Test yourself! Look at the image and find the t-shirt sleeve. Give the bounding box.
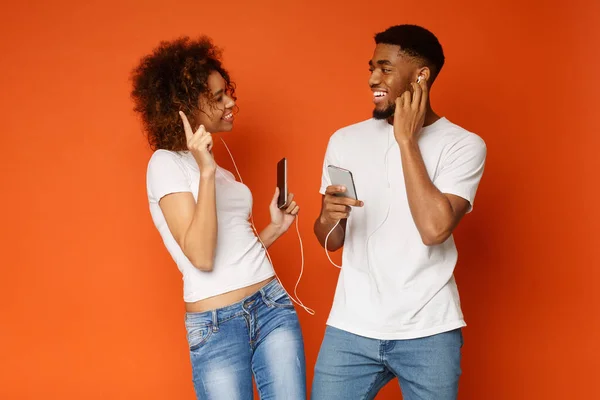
[433,134,487,213]
[319,136,341,195]
[146,151,192,203]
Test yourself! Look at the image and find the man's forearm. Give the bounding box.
[314,217,346,251]
[398,139,455,245]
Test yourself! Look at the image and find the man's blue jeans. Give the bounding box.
[312,326,463,400]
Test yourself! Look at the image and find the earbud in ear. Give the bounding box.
[417,76,423,84]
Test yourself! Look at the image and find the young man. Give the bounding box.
[312,25,487,400]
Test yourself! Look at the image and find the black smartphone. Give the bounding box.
[277,158,287,209]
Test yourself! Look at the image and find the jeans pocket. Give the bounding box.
[263,284,294,309]
[185,322,213,351]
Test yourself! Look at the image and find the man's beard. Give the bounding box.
[372,103,395,120]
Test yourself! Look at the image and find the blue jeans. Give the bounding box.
[184,279,306,399]
[312,326,463,400]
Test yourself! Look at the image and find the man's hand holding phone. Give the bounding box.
[319,185,364,225]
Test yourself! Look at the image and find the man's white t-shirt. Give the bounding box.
[147,150,274,303]
[319,117,486,340]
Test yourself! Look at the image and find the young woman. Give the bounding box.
[130,36,306,399]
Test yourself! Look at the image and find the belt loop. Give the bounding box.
[259,286,266,302]
[259,278,273,299]
[212,310,219,332]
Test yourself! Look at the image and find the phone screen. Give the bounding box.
[277,158,287,208]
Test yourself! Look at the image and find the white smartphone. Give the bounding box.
[277,158,287,209]
[327,165,358,200]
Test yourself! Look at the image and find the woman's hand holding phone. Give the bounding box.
[269,188,299,235]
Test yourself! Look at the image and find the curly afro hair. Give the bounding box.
[130,36,236,151]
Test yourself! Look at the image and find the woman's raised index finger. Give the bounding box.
[178,111,193,140]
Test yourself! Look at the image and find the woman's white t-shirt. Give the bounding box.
[146,150,274,302]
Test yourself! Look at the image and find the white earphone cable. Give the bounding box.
[219,137,314,315]
[324,220,342,268]
[323,131,394,289]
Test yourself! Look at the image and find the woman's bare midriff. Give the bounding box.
[185,276,276,313]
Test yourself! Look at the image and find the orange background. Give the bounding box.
[1,0,599,399]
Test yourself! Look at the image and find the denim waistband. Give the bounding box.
[184,278,282,326]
